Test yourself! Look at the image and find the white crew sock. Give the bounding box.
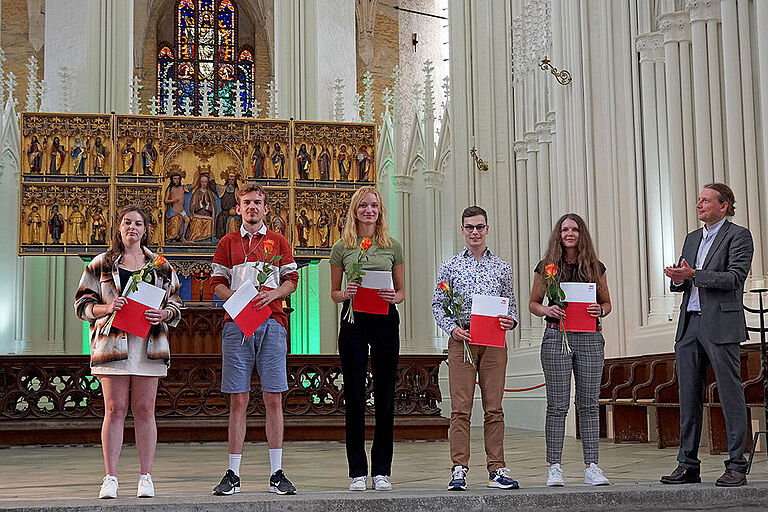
[228,453,242,476]
[269,449,282,475]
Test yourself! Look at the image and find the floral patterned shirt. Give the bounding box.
[432,246,519,336]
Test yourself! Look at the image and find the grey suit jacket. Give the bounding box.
[671,219,753,344]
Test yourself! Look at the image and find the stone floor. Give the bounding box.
[0,428,766,502]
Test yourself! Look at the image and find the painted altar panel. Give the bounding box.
[18,113,376,260]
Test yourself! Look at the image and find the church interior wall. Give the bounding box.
[1,0,45,110]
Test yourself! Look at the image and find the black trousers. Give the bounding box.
[338,301,400,478]
[676,315,748,473]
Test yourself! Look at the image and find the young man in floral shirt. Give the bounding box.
[432,206,519,491]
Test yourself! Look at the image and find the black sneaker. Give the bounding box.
[212,469,240,495]
[269,469,297,495]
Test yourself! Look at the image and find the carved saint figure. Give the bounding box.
[356,144,371,181]
[122,141,136,174]
[90,206,107,244]
[186,172,217,242]
[318,145,331,181]
[216,173,240,238]
[336,211,346,238]
[336,144,350,181]
[68,205,87,244]
[296,143,312,180]
[271,142,286,179]
[163,172,190,241]
[296,209,312,247]
[48,204,65,244]
[26,205,42,243]
[141,137,158,175]
[270,207,286,236]
[27,136,42,173]
[317,210,331,247]
[48,136,65,174]
[92,137,108,175]
[71,137,88,175]
[251,142,265,179]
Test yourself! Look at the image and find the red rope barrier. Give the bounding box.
[475,382,546,392]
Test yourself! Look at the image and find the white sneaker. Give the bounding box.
[373,475,392,491]
[349,476,367,491]
[137,473,155,498]
[547,464,565,486]
[99,475,118,499]
[584,463,610,486]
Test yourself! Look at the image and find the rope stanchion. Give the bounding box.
[475,382,546,392]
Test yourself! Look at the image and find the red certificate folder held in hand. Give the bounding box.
[223,279,272,338]
[560,282,597,333]
[469,294,509,348]
[353,270,393,315]
[112,280,165,339]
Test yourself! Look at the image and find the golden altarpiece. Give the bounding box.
[18,112,376,347]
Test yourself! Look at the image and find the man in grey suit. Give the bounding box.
[661,183,754,487]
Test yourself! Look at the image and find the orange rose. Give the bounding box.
[544,263,558,277]
[263,239,276,253]
[154,255,167,267]
[438,281,450,292]
[360,237,372,251]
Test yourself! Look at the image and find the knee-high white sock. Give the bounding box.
[229,453,242,476]
[269,449,282,475]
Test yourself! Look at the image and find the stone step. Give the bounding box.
[2,483,768,512]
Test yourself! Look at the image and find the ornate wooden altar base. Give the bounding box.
[0,355,448,446]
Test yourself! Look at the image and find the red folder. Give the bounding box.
[468,294,509,348]
[112,298,154,339]
[561,302,596,332]
[223,280,272,338]
[112,280,166,339]
[353,287,390,314]
[233,300,273,338]
[352,270,392,315]
[560,282,597,333]
[469,315,506,347]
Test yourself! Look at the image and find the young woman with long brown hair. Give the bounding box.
[74,205,182,499]
[529,213,612,487]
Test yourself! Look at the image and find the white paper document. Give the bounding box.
[560,282,597,303]
[223,279,258,317]
[125,279,165,309]
[470,294,509,317]
[359,270,393,290]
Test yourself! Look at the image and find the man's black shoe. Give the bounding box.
[715,469,746,487]
[213,469,241,495]
[660,465,701,484]
[269,469,297,495]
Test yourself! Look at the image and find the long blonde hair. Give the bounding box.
[341,186,392,248]
[542,213,603,283]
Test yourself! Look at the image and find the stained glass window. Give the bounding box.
[157,46,175,108]
[157,0,255,116]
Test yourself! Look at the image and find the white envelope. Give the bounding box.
[359,270,393,290]
[560,282,597,303]
[125,278,165,309]
[471,294,509,317]
[223,279,258,317]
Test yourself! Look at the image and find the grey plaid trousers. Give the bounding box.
[540,327,605,464]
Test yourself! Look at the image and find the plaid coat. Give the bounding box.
[74,248,183,366]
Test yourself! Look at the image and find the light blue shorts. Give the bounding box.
[221,318,288,394]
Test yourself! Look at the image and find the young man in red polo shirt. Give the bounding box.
[210,183,299,495]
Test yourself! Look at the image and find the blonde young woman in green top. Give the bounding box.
[330,186,405,492]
